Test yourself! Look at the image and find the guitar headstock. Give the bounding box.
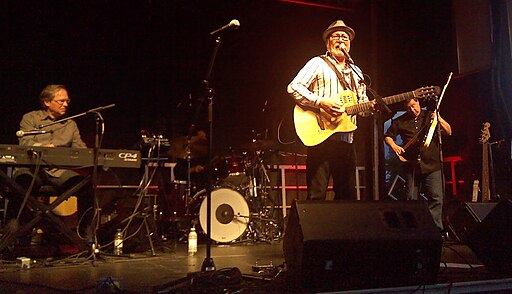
[413,86,441,100]
[479,122,491,144]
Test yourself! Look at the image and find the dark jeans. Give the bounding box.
[404,167,444,230]
[306,139,356,200]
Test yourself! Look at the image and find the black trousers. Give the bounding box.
[306,139,356,200]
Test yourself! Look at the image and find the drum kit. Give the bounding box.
[165,135,282,244]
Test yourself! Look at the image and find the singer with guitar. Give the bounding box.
[287,20,375,200]
[384,97,451,232]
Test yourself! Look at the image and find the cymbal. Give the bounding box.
[240,139,278,151]
[168,135,208,159]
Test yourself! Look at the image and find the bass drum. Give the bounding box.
[198,187,250,243]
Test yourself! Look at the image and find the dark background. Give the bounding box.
[1,0,511,200]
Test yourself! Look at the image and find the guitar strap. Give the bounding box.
[319,55,357,95]
[315,55,359,131]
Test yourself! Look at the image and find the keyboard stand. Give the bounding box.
[0,169,90,253]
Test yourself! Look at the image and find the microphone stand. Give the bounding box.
[89,110,105,260]
[431,73,452,233]
[37,104,115,129]
[338,47,390,114]
[344,60,391,115]
[200,35,223,272]
[342,53,391,200]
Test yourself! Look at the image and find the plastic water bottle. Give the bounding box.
[114,228,123,255]
[188,226,197,256]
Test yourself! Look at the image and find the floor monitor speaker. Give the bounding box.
[446,202,497,243]
[283,200,442,291]
[466,199,512,274]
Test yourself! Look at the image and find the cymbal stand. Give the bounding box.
[246,151,281,243]
[185,143,192,216]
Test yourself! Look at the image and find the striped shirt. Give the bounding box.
[287,53,368,143]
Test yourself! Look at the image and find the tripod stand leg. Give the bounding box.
[142,213,156,256]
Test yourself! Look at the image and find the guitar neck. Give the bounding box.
[346,91,416,115]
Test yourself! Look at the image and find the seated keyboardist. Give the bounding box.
[9,84,93,243]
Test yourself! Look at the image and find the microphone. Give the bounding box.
[339,45,354,64]
[490,139,505,145]
[16,130,53,137]
[209,19,240,36]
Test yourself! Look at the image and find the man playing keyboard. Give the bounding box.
[11,84,93,244]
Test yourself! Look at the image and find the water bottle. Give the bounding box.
[114,228,123,255]
[188,226,197,256]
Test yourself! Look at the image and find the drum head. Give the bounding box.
[199,187,249,243]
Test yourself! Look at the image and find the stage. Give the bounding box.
[1,238,512,293]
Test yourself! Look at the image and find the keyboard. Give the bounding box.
[0,144,141,168]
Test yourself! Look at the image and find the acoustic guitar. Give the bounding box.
[293,86,440,146]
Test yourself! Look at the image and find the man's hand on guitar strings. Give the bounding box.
[391,143,405,157]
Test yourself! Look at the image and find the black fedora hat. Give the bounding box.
[322,20,355,42]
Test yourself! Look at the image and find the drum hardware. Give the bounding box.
[161,138,283,245]
[246,215,282,243]
[243,146,283,243]
[168,132,208,215]
[167,135,208,160]
[186,147,283,244]
[239,139,279,153]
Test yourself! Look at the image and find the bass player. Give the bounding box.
[384,97,452,232]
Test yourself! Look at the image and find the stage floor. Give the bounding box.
[1,237,512,293]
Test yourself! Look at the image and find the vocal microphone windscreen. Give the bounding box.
[230,19,240,28]
[16,130,52,137]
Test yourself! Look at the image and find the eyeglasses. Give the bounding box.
[52,99,71,105]
[330,33,350,41]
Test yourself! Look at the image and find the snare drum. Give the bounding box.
[197,187,250,243]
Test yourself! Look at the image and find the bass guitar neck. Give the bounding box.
[479,122,491,202]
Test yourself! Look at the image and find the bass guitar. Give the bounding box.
[293,86,440,146]
[396,122,429,162]
[479,122,491,202]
